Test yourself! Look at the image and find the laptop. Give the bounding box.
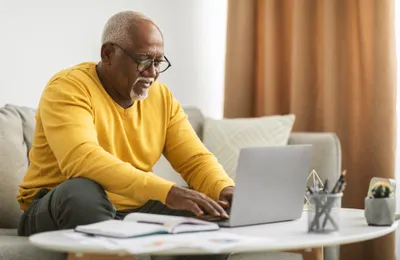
[212,145,313,227]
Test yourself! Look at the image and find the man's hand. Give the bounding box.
[165,186,229,218]
[218,186,235,209]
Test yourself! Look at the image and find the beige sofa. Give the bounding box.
[0,104,341,260]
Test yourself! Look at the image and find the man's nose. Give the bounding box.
[142,62,157,78]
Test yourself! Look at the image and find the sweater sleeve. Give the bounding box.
[40,77,174,203]
[163,92,235,201]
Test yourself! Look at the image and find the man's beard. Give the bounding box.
[130,76,155,101]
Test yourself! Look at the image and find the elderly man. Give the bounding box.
[17,10,234,252]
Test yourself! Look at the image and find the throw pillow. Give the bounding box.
[202,114,296,180]
[0,105,36,228]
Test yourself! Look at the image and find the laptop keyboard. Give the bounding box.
[196,215,227,222]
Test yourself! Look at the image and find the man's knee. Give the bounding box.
[51,178,116,228]
[55,177,105,195]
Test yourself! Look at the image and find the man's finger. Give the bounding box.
[217,200,230,209]
[206,197,229,218]
[187,201,204,216]
[196,198,220,217]
[203,197,229,218]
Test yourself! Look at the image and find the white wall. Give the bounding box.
[0,0,227,119]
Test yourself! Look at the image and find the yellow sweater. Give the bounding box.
[17,62,234,211]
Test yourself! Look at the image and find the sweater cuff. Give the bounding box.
[211,179,235,201]
[146,174,175,203]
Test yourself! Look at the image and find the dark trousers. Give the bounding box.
[18,178,228,260]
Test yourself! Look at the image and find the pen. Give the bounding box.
[337,179,347,194]
[331,170,346,194]
[314,179,319,193]
[323,179,328,193]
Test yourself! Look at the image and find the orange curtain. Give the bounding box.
[224,0,397,260]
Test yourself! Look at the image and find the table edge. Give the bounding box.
[29,221,398,256]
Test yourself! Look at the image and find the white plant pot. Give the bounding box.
[364,197,395,226]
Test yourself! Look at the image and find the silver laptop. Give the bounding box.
[218,145,313,227]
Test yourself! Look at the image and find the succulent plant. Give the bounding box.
[371,182,393,199]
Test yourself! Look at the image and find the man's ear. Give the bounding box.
[100,43,115,66]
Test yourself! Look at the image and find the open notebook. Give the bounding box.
[74,213,220,238]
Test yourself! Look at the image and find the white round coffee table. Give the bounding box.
[29,208,397,256]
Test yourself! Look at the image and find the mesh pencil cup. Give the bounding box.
[307,193,343,233]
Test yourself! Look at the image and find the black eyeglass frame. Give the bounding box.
[111,43,171,73]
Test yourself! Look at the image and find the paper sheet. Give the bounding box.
[64,231,273,254]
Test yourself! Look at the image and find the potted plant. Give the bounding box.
[365,180,396,226]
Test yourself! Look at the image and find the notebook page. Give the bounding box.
[75,219,167,238]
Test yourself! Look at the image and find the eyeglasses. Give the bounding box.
[111,43,171,73]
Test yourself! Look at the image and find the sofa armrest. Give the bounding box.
[288,132,342,194]
[289,132,341,260]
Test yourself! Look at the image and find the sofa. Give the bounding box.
[0,104,341,260]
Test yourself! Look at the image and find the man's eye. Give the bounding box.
[140,59,152,65]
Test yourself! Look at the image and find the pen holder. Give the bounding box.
[307,193,342,233]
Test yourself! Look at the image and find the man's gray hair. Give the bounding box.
[101,11,158,46]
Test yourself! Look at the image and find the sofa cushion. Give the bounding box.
[0,228,17,236]
[152,107,205,186]
[0,104,36,229]
[184,106,205,138]
[0,236,66,260]
[202,114,295,180]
